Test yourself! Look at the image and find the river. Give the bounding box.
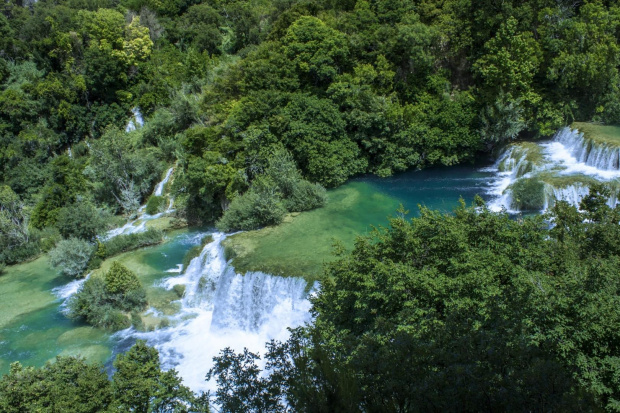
[1,125,619,392]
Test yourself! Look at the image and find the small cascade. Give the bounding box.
[154,168,173,197]
[52,275,89,301]
[52,274,90,310]
[125,108,144,132]
[486,126,620,212]
[122,233,313,392]
[102,168,175,240]
[486,143,543,212]
[555,127,620,171]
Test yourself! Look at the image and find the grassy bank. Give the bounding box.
[222,181,401,282]
[572,122,620,146]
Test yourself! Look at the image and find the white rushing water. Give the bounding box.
[125,108,144,132]
[102,167,175,240]
[116,233,314,392]
[486,127,620,212]
[154,168,174,197]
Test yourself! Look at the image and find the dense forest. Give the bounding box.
[2,0,620,410]
[2,0,620,267]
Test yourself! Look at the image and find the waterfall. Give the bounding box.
[486,127,620,212]
[102,168,174,240]
[485,144,542,212]
[120,233,314,392]
[154,168,173,197]
[125,108,144,132]
[555,127,620,171]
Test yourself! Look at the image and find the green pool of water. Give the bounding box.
[0,165,495,374]
[0,229,208,374]
[224,165,495,280]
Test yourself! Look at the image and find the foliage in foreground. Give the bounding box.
[209,192,620,412]
[0,341,208,412]
[68,262,147,330]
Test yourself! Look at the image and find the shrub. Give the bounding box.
[145,195,165,215]
[285,180,327,212]
[56,202,108,240]
[105,262,142,294]
[102,229,164,258]
[68,264,147,331]
[216,178,287,232]
[38,227,62,252]
[49,238,94,278]
[67,277,131,330]
[216,148,327,231]
[510,178,546,211]
[172,284,186,298]
[0,240,41,265]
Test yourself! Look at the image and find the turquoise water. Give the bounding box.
[0,229,208,374]
[360,165,495,215]
[0,165,496,375]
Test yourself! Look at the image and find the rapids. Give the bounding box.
[3,123,618,396]
[487,126,620,212]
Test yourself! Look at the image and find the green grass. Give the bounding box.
[572,122,620,146]
[537,172,601,189]
[223,182,401,282]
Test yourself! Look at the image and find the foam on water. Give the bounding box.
[485,127,620,212]
[102,168,174,240]
[117,233,313,392]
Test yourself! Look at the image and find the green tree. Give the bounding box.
[282,16,349,88]
[104,261,142,294]
[112,340,201,412]
[0,357,112,413]
[48,237,93,278]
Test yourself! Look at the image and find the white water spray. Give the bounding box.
[120,233,314,392]
[125,108,144,132]
[486,127,620,212]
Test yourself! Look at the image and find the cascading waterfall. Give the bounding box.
[555,127,620,171]
[102,167,175,240]
[486,127,620,212]
[118,233,313,392]
[125,108,144,132]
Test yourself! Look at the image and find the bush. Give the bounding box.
[172,284,186,298]
[48,238,94,278]
[510,178,546,211]
[68,264,147,331]
[216,148,327,231]
[216,178,287,232]
[56,202,108,240]
[105,262,142,295]
[37,227,62,252]
[0,240,41,265]
[145,195,165,215]
[102,229,164,258]
[285,180,327,212]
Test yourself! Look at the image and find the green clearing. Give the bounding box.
[572,122,620,146]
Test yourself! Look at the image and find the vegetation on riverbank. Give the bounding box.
[573,122,620,146]
[210,192,620,411]
[68,262,148,330]
[0,341,208,412]
[2,0,620,269]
